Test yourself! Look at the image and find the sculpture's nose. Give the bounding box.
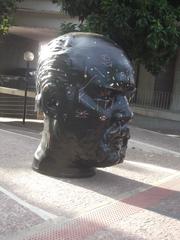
[112,110,133,124]
[110,95,133,125]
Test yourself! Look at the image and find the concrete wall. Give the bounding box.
[136,65,155,105]
[14,0,77,30]
[170,50,180,112]
[14,11,72,30]
[0,0,76,79]
[0,35,39,73]
[16,0,61,13]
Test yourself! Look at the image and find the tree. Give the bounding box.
[55,0,180,74]
[0,0,22,35]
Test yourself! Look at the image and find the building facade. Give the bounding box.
[134,50,180,121]
[0,0,77,74]
[0,0,179,121]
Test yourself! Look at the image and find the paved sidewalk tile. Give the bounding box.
[4,175,179,240]
[0,192,43,237]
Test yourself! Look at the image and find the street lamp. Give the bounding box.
[23,51,34,124]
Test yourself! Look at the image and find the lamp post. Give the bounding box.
[23,51,34,124]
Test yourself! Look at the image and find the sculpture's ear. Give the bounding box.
[40,83,61,119]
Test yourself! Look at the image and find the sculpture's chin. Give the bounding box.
[32,117,129,176]
[95,123,129,167]
[94,140,125,167]
[95,150,124,167]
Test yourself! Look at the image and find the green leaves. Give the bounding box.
[59,0,179,74]
[0,16,10,34]
[60,22,79,34]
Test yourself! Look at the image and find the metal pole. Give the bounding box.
[22,62,29,124]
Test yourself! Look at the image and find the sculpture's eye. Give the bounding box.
[105,82,136,103]
[84,87,115,113]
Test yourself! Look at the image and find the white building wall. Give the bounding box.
[16,0,62,13]
[14,0,77,31]
[136,65,155,105]
[170,50,180,112]
[0,0,77,74]
[14,11,71,29]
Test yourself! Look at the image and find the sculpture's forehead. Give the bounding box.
[39,33,135,89]
[69,45,133,72]
[48,33,130,64]
[50,33,133,71]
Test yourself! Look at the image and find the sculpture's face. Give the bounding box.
[36,33,135,167]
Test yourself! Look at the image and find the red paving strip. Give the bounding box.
[123,187,174,208]
[25,202,140,240]
[24,176,180,240]
[122,176,180,209]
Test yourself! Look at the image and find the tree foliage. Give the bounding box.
[0,0,22,35]
[56,0,180,74]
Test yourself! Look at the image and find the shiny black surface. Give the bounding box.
[33,32,135,178]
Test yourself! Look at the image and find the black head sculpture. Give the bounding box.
[33,32,135,178]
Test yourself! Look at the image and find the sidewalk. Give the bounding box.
[0,117,180,239]
[131,113,180,135]
[0,117,43,132]
[0,113,180,135]
[6,175,180,240]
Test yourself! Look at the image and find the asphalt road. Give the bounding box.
[0,120,180,240]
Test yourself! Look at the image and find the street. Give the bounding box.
[0,120,180,240]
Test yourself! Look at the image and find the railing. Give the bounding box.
[0,94,36,119]
[130,90,179,110]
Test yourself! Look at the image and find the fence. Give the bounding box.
[130,90,179,111]
[0,93,36,119]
